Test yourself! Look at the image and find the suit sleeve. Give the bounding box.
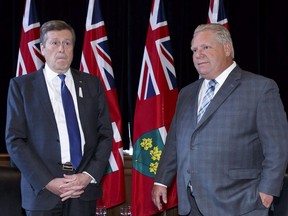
[81,77,113,184]
[5,78,55,194]
[257,79,288,196]
[154,95,180,187]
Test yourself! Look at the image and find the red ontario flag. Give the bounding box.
[16,0,44,76]
[132,0,178,215]
[80,0,125,208]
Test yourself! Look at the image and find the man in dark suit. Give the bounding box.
[6,20,113,216]
[152,23,288,215]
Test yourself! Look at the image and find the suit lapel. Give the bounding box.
[71,69,85,113]
[71,69,87,142]
[32,70,56,126]
[197,67,241,126]
[181,79,203,132]
[191,80,203,127]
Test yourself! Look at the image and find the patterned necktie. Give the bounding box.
[58,74,82,169]
[197,79,217,122]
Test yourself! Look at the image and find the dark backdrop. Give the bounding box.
[1,0,287,152]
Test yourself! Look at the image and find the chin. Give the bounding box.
[198,72,207,78]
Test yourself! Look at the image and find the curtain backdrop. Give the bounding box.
[1,0,288,152]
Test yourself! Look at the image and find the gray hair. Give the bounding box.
[194,23,234,58]
[40,20,76,46]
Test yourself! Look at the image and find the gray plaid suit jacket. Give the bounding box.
[155,65,288,215]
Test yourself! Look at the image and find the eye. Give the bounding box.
[50,41,59,46]
[63,41,72,47]
[204,45,210,50]
[191,48,197,53]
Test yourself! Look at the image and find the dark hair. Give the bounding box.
[40,20,76,46]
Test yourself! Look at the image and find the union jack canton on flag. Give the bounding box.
[207,0,229,29]
[16,0,44,76]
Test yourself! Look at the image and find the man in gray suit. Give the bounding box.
[6,20,113,216]
[152,23,288,215]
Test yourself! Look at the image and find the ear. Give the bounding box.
[224,43,232,57]
[40,43,45,56]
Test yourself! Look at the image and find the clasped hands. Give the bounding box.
[46,173,92,201]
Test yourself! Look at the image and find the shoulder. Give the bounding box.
[233,66,278,88]
[70,68,105,93]
[9,69,43,86]
[70,68,102,84]
[71,68,100,80]
[179,78,202,96]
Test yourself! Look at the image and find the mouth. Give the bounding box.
[197,61,208,66]
[56,57,68,63]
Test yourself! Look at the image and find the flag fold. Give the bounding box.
[132,0,178,215]
[80,0,125,208]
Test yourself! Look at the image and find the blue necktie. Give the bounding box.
[58,74,82,169]
[197,79,217,122]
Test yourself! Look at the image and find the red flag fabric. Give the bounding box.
[207,0,229,29]
[132,0,178,215]
[80,0,125,208]
[16,0,44,76]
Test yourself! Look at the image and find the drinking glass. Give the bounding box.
[120,206,132,216]
[95,206,107,216]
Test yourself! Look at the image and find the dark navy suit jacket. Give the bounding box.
[6,67,113,210]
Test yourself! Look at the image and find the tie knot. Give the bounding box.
[58,74,66,82]
[208,79,217,88]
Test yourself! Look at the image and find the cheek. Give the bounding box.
[192,55,198,65]
[67,51,74,59]
[42,49,54,57]
[208,53,221,63]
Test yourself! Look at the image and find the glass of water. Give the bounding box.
[95,206,107,216]
[120,206,132,216]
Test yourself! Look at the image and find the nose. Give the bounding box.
[194,49,204,59]
[57,43,65,52]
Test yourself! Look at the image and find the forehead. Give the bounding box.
[191,30,217,46]
[46,29,73,40]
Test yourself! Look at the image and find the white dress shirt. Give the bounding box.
[43,64,85,164]
[197,61,237,113]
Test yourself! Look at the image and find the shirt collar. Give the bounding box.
[44,64,72,81]
[214,61,236,86]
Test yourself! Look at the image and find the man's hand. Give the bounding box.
[45,173,92,201]
[45,177,70,196]
[152,185,167,211]
[59,173,92,201]
[259,192,273,208]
